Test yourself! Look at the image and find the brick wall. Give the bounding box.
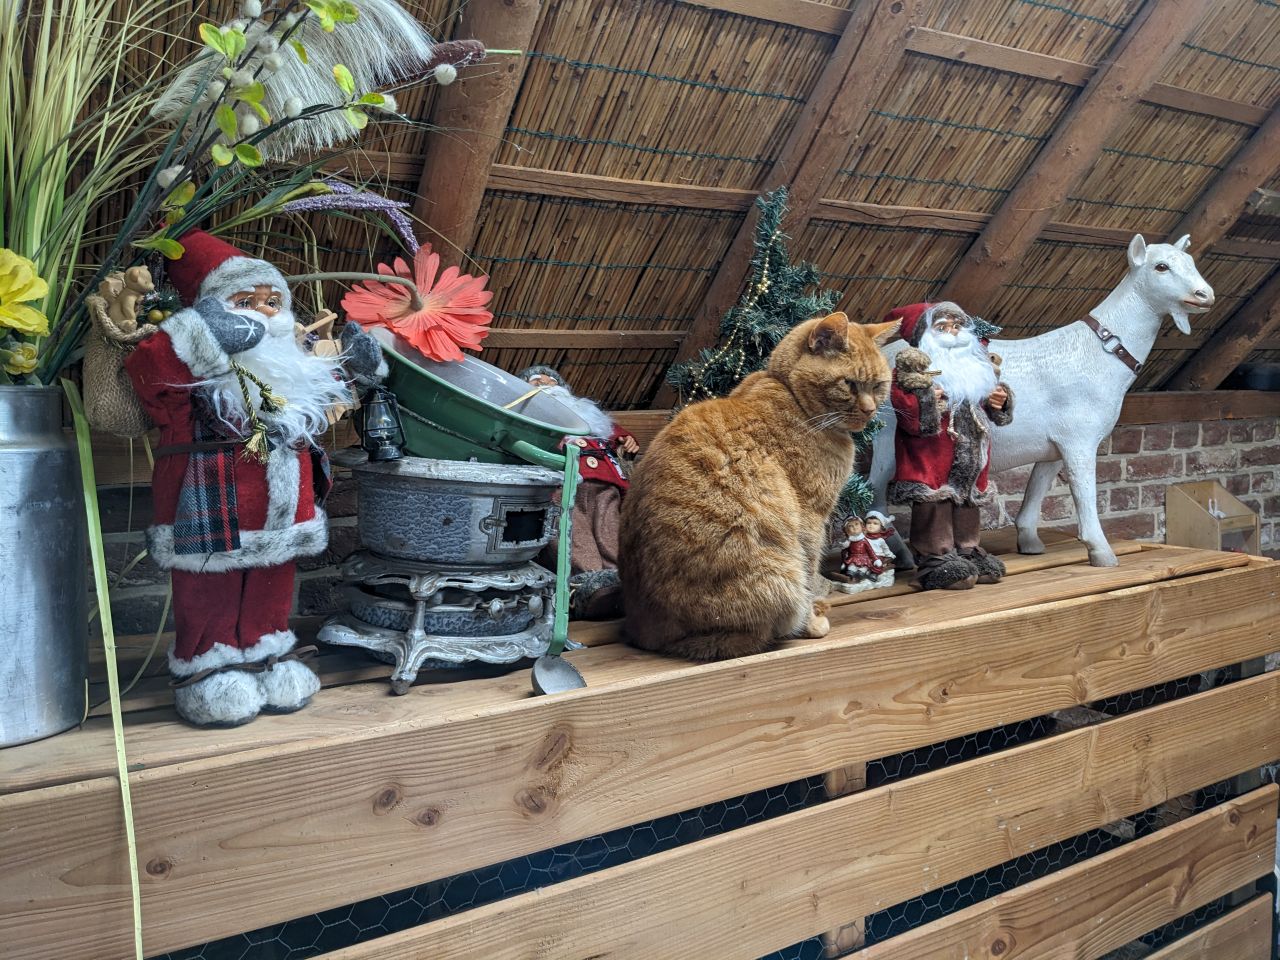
[976,416,1280,549]
[97,416,1280,635]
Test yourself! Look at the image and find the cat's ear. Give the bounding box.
[807,312,849,355]
[862,318,901,346]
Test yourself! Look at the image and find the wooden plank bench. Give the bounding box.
[2,534,1277,959]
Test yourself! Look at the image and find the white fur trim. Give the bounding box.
[173,671,265,726]
[265,444,302,529]
[164,307,232,381]
[149,512,328,572]
[200,258,292,310]
[170,628,299,676]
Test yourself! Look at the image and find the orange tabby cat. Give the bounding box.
[619,312,899,661]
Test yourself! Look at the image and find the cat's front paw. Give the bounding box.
[803,613,831,639]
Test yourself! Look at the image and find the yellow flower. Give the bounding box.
[0,249,51,336]
[2,343,37,376]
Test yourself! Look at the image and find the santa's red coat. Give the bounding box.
[562,425,634,489]
[890,376,993,502]
[125,311,328,573]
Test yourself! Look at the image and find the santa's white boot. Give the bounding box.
[173,671,266,728]
[254,631,321,713]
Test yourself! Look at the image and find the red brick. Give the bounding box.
[1109,485,1140,511]
[1226,474,1251,497]
[1200,422,1229,447]
[1110,426,1143,454]
[1142,424,1173,451]
[1185,449,1239,475]
[1241,444,1280,468]
[1126,454,1181,481]
[1230,421,1252,443]
[1171,422,1200,449]
[1251,419,1277,442]
[324,473,359,518]
[1141,484,1167,509]
[1103,512,1156,541]
[1095,458,1123,483]
[997,465,1032,495]
[1251,473,1275,493]
[1041,494,1075,522]
[1265,495,1280,516]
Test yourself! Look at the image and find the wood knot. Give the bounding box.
[890,1,904,12]
[413,806,442,827]
[1228,808,1242,826]
[533,728,572,771]
[373,785,403,816]
[990,937,1007,955]
[145,857,173,878]
[516,786,551,816]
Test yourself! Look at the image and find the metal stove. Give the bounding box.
[319,455,565,693]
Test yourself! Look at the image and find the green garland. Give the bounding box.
[667,187,879,518]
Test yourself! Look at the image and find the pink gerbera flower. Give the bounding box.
[341,243,493,362]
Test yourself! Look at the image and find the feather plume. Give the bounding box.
[152,0,435,160]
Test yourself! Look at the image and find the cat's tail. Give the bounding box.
[626,626,776,662]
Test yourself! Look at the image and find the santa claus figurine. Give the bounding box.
[519,366,638,620]
[125,230,386,727]
[886,302,1013,591]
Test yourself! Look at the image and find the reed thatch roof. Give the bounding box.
[168,0,1280,406]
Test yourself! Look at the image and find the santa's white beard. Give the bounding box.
[918,326,997,407]
[199,309,350,446]
[541,383,614,438]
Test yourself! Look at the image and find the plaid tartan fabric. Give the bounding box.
[172,414,241,556]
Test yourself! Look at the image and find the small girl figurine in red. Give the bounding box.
[840,516,885,580]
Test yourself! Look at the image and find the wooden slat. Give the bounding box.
[654,0,916,406]
[1118,389,1280,423]
[1164,267,1280,391]
[905,28,1267,126]
[939,0,1219,314]
[487,164,757,211]
[484,328,687,350]
[2,558,1275,959]
[1143,895,1275,960]
[410,0,542,261]
[1169,108,1280,252]
[674,0,851,35]
[321,681,1280,960]
[857,786,1278,960]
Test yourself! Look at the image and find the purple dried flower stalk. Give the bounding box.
[283,181,420,252]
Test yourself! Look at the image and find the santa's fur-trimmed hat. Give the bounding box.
[167,230,291,309]
[881,301,969,347]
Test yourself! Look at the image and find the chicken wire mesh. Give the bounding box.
[153,667,1276,960]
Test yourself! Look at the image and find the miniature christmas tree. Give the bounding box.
[667,186,879,517]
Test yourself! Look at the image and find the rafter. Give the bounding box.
[410,0,542,264]
[937,0,1219,313]
[1164,266,1280,391]
[1167,107,1280,252]
[652,0,919,407]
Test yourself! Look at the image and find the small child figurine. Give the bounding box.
[863,511,897,589]
[835,516,888,595]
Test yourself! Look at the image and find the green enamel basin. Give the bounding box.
[370,328,589,468]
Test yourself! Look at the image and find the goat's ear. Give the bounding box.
[1128,234,1148,268]
[1173,234,1191,252]
[808,312,849,354]
[863,318,901,346]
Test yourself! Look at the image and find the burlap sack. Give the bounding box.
[82,294,158,438]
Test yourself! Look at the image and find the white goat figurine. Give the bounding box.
[871,234,1214,567]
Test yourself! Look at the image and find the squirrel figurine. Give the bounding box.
[99,266,155,334]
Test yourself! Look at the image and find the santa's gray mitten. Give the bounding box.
[340,321,388,386]
[194,297,265,355]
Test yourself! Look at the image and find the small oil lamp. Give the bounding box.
[356,385,405,461]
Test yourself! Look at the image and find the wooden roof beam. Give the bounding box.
[653,0,919,407]
[938,0,1219,314]
[410,0,543,266]
[1164,266,1280,391]
[1167,107,1280,252]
